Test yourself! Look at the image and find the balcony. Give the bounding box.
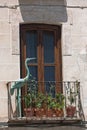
[7,81,83,125]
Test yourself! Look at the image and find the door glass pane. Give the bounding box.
[26,31,37,63]
[27,66,38,94]
[28,66,38,81]
[43,31,54,63]
[44,66,55,81]
[44,66,55,97]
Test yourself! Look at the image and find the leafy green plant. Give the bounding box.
[35,93,46,108]
[24,74,38,108]
[50,98,56,109]
[55,93,65,109]
[24,89,36,108]
[46,94,53,109]
[27,74,38,97]
[24,93,32,108]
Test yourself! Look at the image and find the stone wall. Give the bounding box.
[0,0,87,124]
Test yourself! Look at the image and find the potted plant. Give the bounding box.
[46,94,54,117]
[35,93,46,117]
[24,75,38,117]
[54,93,65,117]
[24,93,34,117]
[66,86,78,117]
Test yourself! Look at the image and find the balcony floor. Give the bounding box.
[8,116,82,126]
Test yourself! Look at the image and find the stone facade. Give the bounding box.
[0,0,87,126]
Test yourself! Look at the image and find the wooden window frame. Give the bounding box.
[20,24,62,95]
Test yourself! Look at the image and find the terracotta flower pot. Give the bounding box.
[24,108,34,117]
[66,106,76,117]
[55,109,64,117]
[46,109,53,117]
[35,108,46,117]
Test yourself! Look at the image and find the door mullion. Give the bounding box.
[41,31,45,93]
[37,30,44,92]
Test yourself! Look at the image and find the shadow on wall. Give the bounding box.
[18,0,67,24]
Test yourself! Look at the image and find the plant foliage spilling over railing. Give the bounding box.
[7,80,83,122]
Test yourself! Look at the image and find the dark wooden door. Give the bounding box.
[20,24,62,97]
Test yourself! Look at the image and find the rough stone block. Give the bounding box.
[63,35,72,56]
[66,9,73,25]
[71,36,87,51]
[0,48,11,64]
[62,25,72,56]
[9,8,23,23]
[11,55,20,64]
[0,98,8,117]
[67,0,87,6]
[0,8,9,22]
[11,24,20,55]
[71,23,87,35]
[8,0,19,6]
[72,9,87,24]
[0,22,10,34]
[0,34,10,48]
[0,82,8,98]
[0,0,8,6]
[0,47,20,65]
[0,64,20,81]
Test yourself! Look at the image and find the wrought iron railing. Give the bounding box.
[7,81,83,123]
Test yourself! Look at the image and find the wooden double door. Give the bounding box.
[20,24,62,96]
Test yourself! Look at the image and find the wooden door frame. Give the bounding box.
[20,24,62,112]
